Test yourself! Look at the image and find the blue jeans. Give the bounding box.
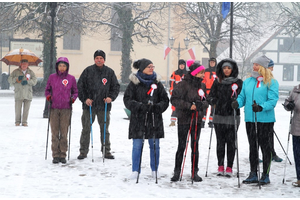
[132,138,160,172]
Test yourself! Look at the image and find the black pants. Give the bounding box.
[214,123,236,168]
[246,122,273,174]
[174,122,201,172]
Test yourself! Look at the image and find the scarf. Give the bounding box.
[251,71,260,79]
[136,71,157,87]
[221,77,239,85]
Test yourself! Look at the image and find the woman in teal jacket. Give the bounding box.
[232,55,279,185]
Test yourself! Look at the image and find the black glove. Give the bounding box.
[231,100,239,109]
[195,101,202,111]
[139,103,149,113]
[284,101,295,111]
[202,101,209,110]
[21,80,28,85]
[252,102,263,112]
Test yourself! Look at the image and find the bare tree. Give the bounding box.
[172,2,271,59]
[82,2,168,83]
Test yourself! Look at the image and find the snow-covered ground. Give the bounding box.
[0,89,298,198]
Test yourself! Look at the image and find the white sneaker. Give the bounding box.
[129,171,139,180]
[152,171,160,179]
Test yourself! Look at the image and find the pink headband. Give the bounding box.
[191,65,205,76]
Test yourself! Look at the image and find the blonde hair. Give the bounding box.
[258,65,274,87]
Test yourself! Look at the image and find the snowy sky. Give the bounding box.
[0,89,298,199]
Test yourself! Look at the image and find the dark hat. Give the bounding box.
[222,62,233,69]
[94,50,106,60]
[187,59,205,76]
[268,59,274,67]
[178,59,186,66]
[21,59,28,63]
[133,58,153,72]
[253,55,270,68]
[209,57,216,62]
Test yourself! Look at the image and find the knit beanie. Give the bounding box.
[178,59,186,66]
[133,58,153,72]
[253,55,270,68]
[209,57,216,62]
[222,62,233,69]
[94,50,106,60]
[186,59,205,76]
[268,59,274,67]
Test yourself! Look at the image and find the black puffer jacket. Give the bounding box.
[171,73,207,125]
[207,58,243,124]
[123,73,169,139]
[77,64,120,111]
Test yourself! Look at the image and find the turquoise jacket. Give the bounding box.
[236,76,279,123]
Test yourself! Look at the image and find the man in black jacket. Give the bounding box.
[77,50,120,160]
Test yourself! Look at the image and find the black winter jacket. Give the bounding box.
[171,73,207,125]
[207,58,243,125]
[77,64,120,111]
[123,73,169,139]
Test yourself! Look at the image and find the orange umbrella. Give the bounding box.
[0,48,42,66]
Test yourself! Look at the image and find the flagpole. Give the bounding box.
[229,2,233,59]
[167,3,171,89]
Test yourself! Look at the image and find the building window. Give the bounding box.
[279,38,300,53]
[63,29,80,50]
[1,31,13,47]
[283,64,294,81]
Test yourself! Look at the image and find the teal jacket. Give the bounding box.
[236,76,279,123]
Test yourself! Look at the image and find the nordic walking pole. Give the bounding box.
[151,106,158,184]
[180,112,194,181]
[89,105,94,162]
[45,101,52,160]
[136,111,147,184]
[68,101,73,160]
[192,111,199,184]
[234,108,240,188]
[102,101,107,163]
[283,110,293,184]
[274,131,292,165]
[254,100,261,189]
[205,105,215,177]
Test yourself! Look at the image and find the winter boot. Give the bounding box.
[272,155,283,162]
[192,171,203,182]
[77,154,87,160]
[259,173,270,185]
[105,152,115,159]
[170,170,181,182]
[129,171,139,180]
[169,121,176,127]
[225,167,232,177]
[208,122,214,128]
[242,172,258,184]
[201,121,205,128]
[292,180,300,187]
[52,157,60,164]
[217,166,224,176]
[60,158,67,164]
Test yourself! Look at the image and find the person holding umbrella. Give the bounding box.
[8,59,37,126]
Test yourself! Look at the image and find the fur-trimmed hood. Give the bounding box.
[129,72,162,85]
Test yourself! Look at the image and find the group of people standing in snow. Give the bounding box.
[7,49,299,187]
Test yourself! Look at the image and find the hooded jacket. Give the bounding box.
[202,59,217,95]
[45,61,78,109]
[169,60,187,95]
[171,73,207,125]
[207,58,243,125]
[283,85,300,136]
[123,73,169,139]
[8,67,37,100]
[77,64,120,111]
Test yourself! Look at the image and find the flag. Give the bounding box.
[188,47,196,60]
[164,45,171,60]
[221,2,230,19]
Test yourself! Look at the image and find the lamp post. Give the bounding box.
[169,37,190,60]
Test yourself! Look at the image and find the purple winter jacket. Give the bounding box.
[45,65,78,109]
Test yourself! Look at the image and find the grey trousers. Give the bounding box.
[79,109,111,156]
[50,109,71,158]
[15,99,31,125]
